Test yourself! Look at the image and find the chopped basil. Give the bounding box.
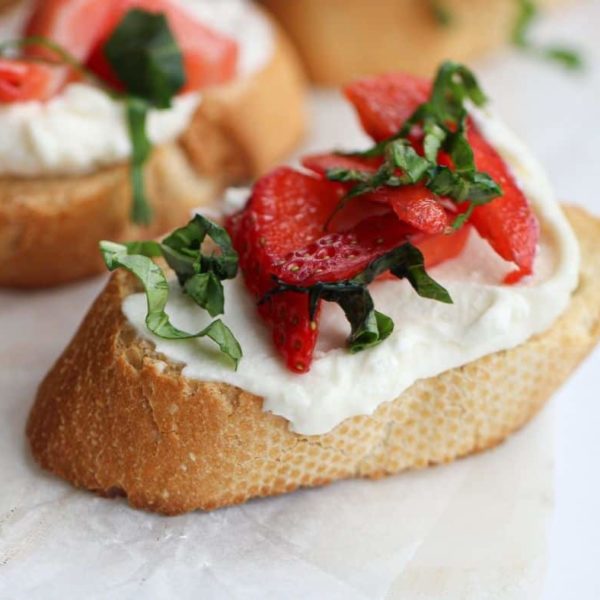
[100,215,242,370]
[428,0,453,26]
[332,62,501,228]
[103,9,186,224]
[104,9,186,109]
[126,97,153,225]
[513,0,583,70]
[262,243,452,355]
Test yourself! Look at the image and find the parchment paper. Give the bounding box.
[1,1,599,597]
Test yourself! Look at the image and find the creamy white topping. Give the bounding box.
[0,0,273,176]
[122,109,580,436]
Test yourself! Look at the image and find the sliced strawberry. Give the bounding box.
[467,127,539,282]
[227,167,344,373]
[87,0,238,94]
[0,59,64,103]
[344,72,539,281]
[303,153,451,234]
[17,0,116,98]
[344,73,430,142]
[365,184,451,235]
[413,226,471,269]
[25,0,116,62]
[275,215,412,287]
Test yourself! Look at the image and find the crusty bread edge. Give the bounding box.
[27,205,600,515]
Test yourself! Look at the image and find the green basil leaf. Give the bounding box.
[428,0,453,26]
[326,168,372,183]
[543,46,583,70]
[263,241,452,356]
[423,120,447,162]
[349,310,394,353]
[163,214,239,281]
[99,240,242,369]
[126,97,153,225]
[104,9,185,109]
[513,0,537,47]
[513,0,583,70]
[389,244,453,304]
[427,166,501,206]
[123,240,164,257]
[443,118,475,172]
[387,140,430,183]
[184,272,225,317]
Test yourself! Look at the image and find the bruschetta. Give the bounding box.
[27,63,599,514]
[0,0,306,287]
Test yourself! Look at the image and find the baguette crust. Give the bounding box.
[0,21,306,288]
[260,0,564,85]
[27,206,600,515]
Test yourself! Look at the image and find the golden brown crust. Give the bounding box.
[27,206,600,515]
[260,0,565,85]
[0,20,306,288]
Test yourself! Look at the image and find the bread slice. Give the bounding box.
[260,0,564,85]
[27,205,600,515]
[0,20,306,288]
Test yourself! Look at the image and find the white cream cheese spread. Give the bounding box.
[122,109,580,436]
[0,0,274,176]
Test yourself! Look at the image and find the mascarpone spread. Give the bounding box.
[0,0,274,176]
[122,109,580,436]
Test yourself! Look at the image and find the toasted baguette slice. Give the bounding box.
[0,20,305,288]
[27,206,600,515]
[260,0,564,85]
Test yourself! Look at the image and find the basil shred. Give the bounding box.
[101,215,242,370]
[512,0,583,70]
[329,61,501,230]
[427,0,583,70]
[264,244,453,355]
[104,9,187,224]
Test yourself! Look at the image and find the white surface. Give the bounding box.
[1,1,600,598]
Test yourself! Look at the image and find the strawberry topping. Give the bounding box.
[0,0,238,103]
[274,215,413,287]
[228,167,344,373]
[87,0,238,94]
[0,59,63,102]
[344,73,539,280]
[303,153,451,235]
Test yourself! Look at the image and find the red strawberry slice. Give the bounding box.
[344,73,430,142]
[413,226,471,269]
[303,153,451,235]
[13,0,117,99]
[275,215,412,287]
[87,0,238,94]
[25,0,116,63]
[0,59,64,103]
[468,127,539,282]
[227,167,344,373]
[230,166,473,373]
[344,72,539,282]
[365,184,451,235]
